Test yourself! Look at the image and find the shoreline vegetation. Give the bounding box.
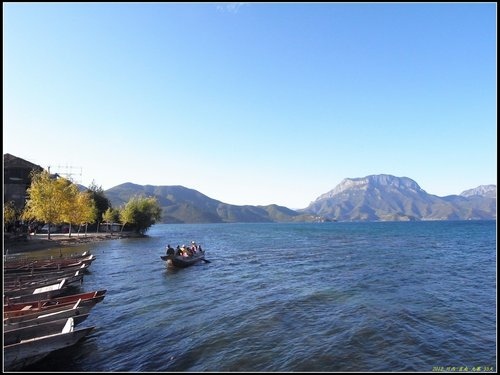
[4,232,134,255]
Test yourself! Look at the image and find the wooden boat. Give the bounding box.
[4,317,95,371]
[4,253,95,266]
[3,279,68,299]
[4,299,95,324]
[3,263,90,279]
[4,255,95,273]
[4,303,93,327]
[4,289,107,312]
[4,264,88,282]
[4,270,84,290]
[4,277,67,294]
[4,314,90,344]
[4,296,103,319]
[5,250,93,264]
[161,250,208,268]
[4,313,90,332]
[66,250,92,259]
[4,255,94,267]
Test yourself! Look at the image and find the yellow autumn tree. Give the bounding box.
[22,171,66,240]
[4,201,18,232]
[59,178,78,237]
[74,191,97,236]
[102,207,120,235]
[22,171,96,239]
[60,181,96,237]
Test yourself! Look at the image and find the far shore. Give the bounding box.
[4,231,135,255]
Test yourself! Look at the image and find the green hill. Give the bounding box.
[104,183,320,223]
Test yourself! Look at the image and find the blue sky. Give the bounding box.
[3,3,497,208]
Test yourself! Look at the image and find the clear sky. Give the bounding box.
[3,2,497,208]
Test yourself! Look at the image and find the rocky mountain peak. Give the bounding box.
[460,185,497,198]
[305,174,496,221]
[314,174,423,202]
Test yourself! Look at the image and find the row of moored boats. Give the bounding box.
[3,251,105,371]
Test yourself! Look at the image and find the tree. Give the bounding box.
[4,201,18,232]
[22,170,96,239]
[102,207,120,235]
[87,181,111,231]
[64,189,97,237]
[22,170,66,239]
[59,178,79,237]
[119,195,162,235]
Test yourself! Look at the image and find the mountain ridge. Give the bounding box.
[104,182,321,223]
[303,175,496,222]
[104,175,496,223]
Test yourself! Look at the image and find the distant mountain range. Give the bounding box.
[104,175,496,223]
[301,175,496,221]
[104,183,320,223]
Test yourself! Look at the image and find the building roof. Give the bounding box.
[3,153,43,170]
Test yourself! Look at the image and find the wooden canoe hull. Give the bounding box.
[4,255,95,274]
[4,312,90,332]
[4,305,92,327]
[4,314,90,344]
[3,263,90,279]
[4,270,84,290]
[4,279,67,298]
[4,302,95,324]
[4,295,103,319]
[4,264,88,282]
[4,324,95,371]
[4,289,107,312]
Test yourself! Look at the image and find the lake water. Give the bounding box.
[17,221,496,372]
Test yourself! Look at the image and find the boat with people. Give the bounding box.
[160,241,210,268]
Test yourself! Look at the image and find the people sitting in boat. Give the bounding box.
[191,241,198,253]
[176,246,182,256]
[179,245,188,257]
[166,245,175,256]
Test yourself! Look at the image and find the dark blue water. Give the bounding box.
[19,221,496,372]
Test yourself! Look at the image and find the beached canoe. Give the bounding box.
[4,312,90,332]
[4,317,95,371]
[3,279,68,300]
[4,314,90,345]
[4,289,107,312]
[4,302,93,327]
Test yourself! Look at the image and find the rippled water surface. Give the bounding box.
[17,221,496,372]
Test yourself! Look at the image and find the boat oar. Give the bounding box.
[201,258,211,263]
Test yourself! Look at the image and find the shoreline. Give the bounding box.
[4,232,134,254]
